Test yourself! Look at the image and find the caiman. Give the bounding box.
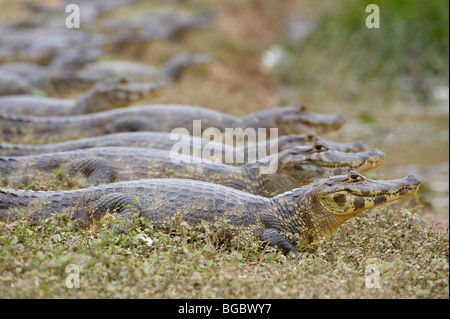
[0,25,105,65]
[0,104,346,142]
[0,77,165,116]
[0,145,384,196]
[0,47,103,96]
[9,0,139,30]
[0,131,366,158]
[75,52,211,85]
[0,172,421,254]
[0,72,30,96]
[103,9,212,50]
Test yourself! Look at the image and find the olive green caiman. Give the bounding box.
[0,145,384,196]
[0,172,421,254]
[0,104,346,142]
[0,131,366,158]
[0,77,165,116]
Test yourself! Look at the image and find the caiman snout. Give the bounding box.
[367,148,385,162]
[314,112,347,133]
[405,174,422,187]
[351,140,366,152]
[332,113,347,129]
[353,148,384,172]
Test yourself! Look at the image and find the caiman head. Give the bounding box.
[162,52,211,81]
[255,143,385,186]
[278,104,346,135]
[277,131,366,153]
[79,77,166,113]
[293,171,422,246]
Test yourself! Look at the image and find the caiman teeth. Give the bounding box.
[383,185,418,197]
[307,159,376,170]
[348,185,417,198]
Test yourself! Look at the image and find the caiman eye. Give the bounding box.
[313,143,328,152]
[348,172,362,181]
[118,77,129,84]
[306,132,317,141]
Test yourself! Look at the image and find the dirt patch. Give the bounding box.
[209,3,283,112]
[216,3,282,47]
[136,2,283,115]
[421,208,449,232]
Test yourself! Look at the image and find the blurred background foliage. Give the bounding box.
[272,0,449,106]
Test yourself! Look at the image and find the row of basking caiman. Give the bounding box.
[0,1,421,256]
[0,98,421,255]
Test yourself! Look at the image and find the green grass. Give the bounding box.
[0,0,447,299]
[0,203,447,298]
[2,174,447,299]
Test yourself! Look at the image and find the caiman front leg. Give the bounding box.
[260,228,299,255]
[68,157,113,186]
[86,193,142,233]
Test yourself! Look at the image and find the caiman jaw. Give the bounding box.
[298,112,347,133]
[108,81,166,103]
[282,104,347,134]
[349,148,385,172]
[317,171,422,217]
[301,148,385,173]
